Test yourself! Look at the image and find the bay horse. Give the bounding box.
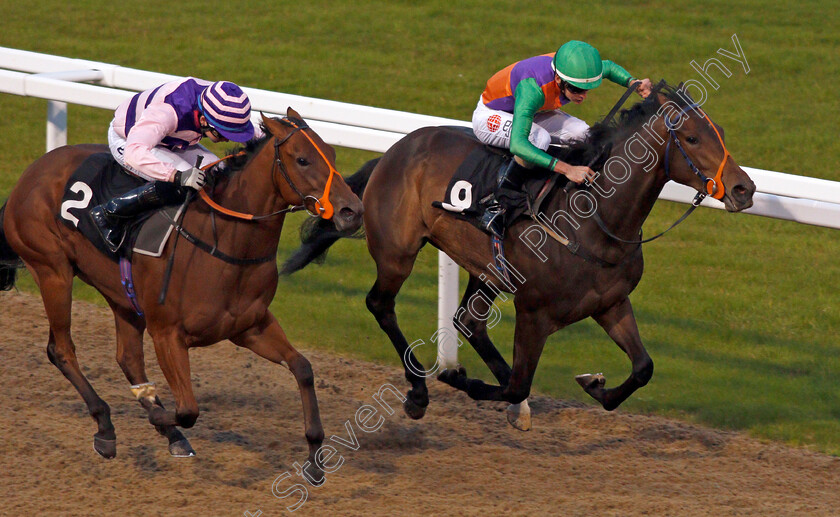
[282,83,755,429]
[0,109,362,479]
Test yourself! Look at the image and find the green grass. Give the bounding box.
[1,1,839,454]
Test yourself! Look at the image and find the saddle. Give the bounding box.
[58,153,185,261]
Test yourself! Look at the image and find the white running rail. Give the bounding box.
[2,47,838,369]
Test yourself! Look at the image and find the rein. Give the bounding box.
[178,117,343,261]
[156,116,341,304]
[197,150,298,221]
[590,194,705,245]
[534,81,729,264]
[528,81,644,267]
[591,98,733,246]
[526,196,640,268]
[198,117,340,221]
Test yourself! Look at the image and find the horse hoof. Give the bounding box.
[403,398,427,420]
[575,373,605,391]
[437,366,466,387]
[93,435,117,459]
[169,438,196,458]
[506,400,531,431]
[304,462,326,486]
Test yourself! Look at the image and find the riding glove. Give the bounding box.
[175,167,206,190]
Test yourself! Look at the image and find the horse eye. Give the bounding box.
[686,136,699,145]
[296,157,309,166]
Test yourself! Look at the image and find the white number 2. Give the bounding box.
[60,181,94,227]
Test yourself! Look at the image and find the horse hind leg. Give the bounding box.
[111,307,194,457]
[366,254,430,420]
[438,309,549,425]
[442,275,530,430]
[35,264,117,458]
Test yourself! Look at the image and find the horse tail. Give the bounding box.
[0,202,23,291]
[280,157,379,275]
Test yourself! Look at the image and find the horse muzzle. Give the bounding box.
[333,198,364,232]
[722,176,756,212]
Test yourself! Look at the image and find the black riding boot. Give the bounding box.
[89,181,184,253]
[481,159,528,239]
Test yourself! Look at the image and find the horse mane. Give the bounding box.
[211,127,271,180]
[212,116,308,178]
[550,81,688,170]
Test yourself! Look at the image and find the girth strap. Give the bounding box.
[119,257,144,316]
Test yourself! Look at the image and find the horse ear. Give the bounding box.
[286,107,302,120]
[261,112,285,136]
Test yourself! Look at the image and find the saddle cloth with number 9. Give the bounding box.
[433,144,552,233]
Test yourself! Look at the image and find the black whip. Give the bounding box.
[158,155,202,304]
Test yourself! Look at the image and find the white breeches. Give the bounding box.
[108,125,219,182]
[471,98,589,151]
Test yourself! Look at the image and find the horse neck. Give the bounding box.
[579,123,669,242]
[218,140,286,212]
[201,139,289,250]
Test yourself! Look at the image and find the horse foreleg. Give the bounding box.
[148,329,199,429]
[231,314,326,486]
[111,307,194,457]
[34,264,117,458]
[584,297,654,411]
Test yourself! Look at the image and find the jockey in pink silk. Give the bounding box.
[90,79,262,252]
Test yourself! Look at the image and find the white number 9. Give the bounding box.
[449,180,473,210]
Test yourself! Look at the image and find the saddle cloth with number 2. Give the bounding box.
[59,153,182,260]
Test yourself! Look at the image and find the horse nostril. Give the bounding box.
[335,206,363,232]
[339,207,357,220]
[728,183,755,210]
[732,185,747,197]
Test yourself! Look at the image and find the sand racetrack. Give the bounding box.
[1,290,838,516]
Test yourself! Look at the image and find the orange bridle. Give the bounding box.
[279,117,340,219]
[664,103,731,200]
[196,117,341,220]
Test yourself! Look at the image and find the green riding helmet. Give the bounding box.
[552,40,603,90]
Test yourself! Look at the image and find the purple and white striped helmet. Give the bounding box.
[198,81,255,142]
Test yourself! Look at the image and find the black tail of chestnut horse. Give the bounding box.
[0,203,23,291]
[280,158,378,275]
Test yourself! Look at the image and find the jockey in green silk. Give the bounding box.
[473,40,652,237]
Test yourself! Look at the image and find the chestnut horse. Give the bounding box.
[282,84,755,430]
[0,110,362,479]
